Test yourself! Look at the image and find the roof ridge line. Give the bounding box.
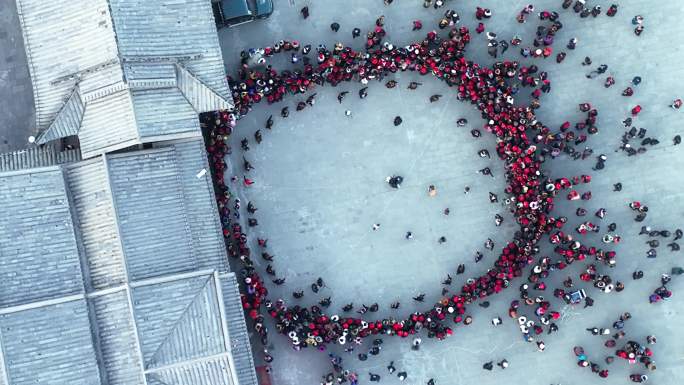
[144,352,231,375]
[35,86,84,144]
[176,64,226,101]
[105,0,127,84]
[143,275,214,369]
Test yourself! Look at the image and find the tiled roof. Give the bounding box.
[110,0,229,97]
[147,355,235,385]
[39,88,84,142]
[220,274,259,385]
[65,158,126,290]
[108,148,197,280]
[132,275,224,369]
[132,88,201,139]
[0,299,102,385]
[90,290,146,385]
[0,144,81,172]
[0,140,255,385]
[160,139,228,272]
[0,167,85,308]
[17,0,233,158]
[15,0,120,131]
[77,89,140,159]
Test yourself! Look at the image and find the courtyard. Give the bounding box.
[217,1,684,385]
[0,0,35,153]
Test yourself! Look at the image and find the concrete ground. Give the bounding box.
[0,0,35,153]
[220,1,684,385]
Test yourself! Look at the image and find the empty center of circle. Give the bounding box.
[232,75,514,309]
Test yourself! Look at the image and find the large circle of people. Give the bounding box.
[200,5,672,383]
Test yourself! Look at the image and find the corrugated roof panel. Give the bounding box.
[15,0,121,131]
[78,63,127,96]
[124,63,177,81]
[132,88,200,138]
[109,0,230,98]
[79,89,139,159]
[219,273,258,385]
[0,145,81,172]
[130,275,212,365]
[35,88,84,144]
[145,277,224,369]
[90,290,146,385]
[168,139,227,272]
[0,299,101,385]
[107,149,196,280]
[65,159,126,290]
[0,168,84,308]
[176,65,233,113]
[184,53,231,102]
[147,355,233,385]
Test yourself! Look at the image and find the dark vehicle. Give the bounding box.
[212,0,274,28]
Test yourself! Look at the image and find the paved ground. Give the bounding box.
[0,0,35,153]
[221,1,684,385]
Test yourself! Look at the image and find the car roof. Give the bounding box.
[255,0,273,15]
[221,0,252,19]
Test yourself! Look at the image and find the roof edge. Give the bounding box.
[175,64,234,113]
[0,163,62,177]
[36,87,85,144]
[80,137,142,160]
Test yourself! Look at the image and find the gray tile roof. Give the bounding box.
[108,148,197,280]
[37,88,84,143]
[0,299,102,385]
[65,159,126,290]
[0,167,85,308]
[109,0,229,96]
[147,355,234,385]
[16,0,233,158]
[0,140,254,385]
[66,138,227,289]
[0,144,81,172]
[77,89,140,158]
[15,0,121,132]
[220,274,259,385]
[176,64,236,116]
[161,139,228,273]
[132,88,200,138]
[90,290,146,385]
[132,275,224,369]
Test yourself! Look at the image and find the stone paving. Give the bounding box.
[0,0,35,153]
[218,1,684,384]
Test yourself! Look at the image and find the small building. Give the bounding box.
[15,0,234,159]
[0,139,257,385]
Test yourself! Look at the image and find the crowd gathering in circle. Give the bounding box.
[201,2,681,383]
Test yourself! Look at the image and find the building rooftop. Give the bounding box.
[15,0,233,159]
[0,139,257,385]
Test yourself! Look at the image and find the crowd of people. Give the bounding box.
[570,312,658,381]
[216,9,560,349]
[200,1,682,383]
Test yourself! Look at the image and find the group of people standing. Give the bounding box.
[201,1,682,383]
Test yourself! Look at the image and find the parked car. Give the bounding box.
[212,0,274,28]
